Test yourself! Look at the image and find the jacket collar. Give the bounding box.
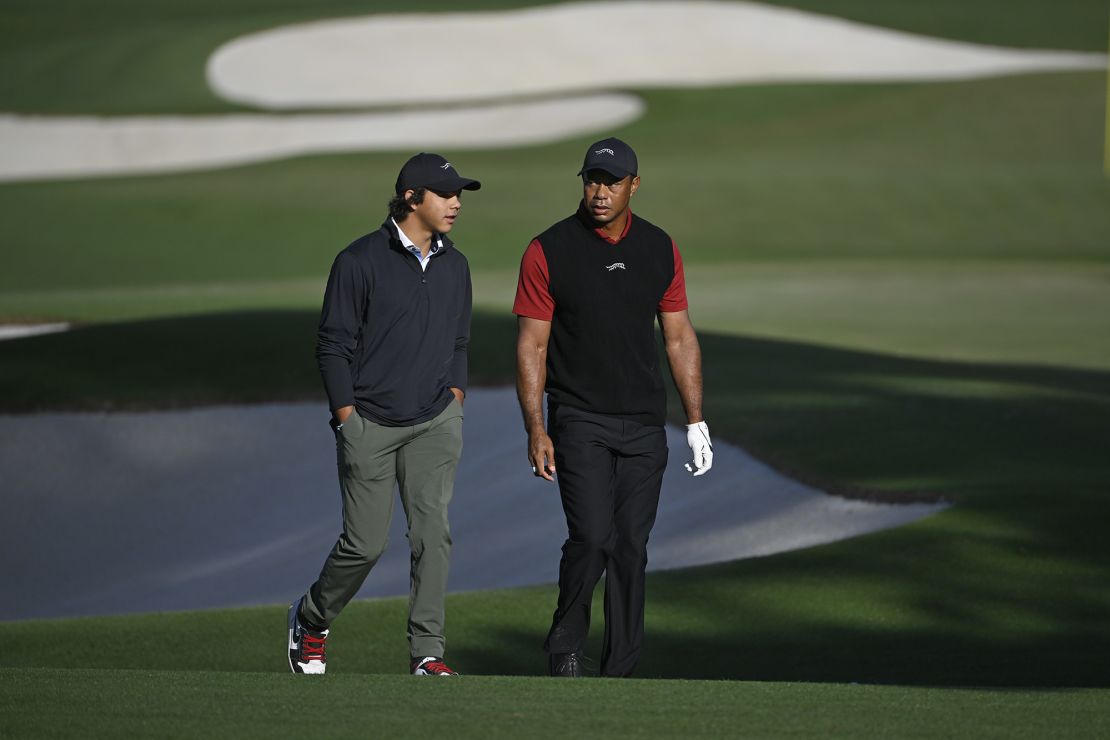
[381,217,454,255]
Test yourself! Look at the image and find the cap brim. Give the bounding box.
[578,164,634,179]
[426,176,481,192]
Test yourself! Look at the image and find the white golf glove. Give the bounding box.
[684,420,713,476]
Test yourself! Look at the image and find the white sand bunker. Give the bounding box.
[209,0,1106,109]
[0,388,944,620]
[0,95,642,182]
[0,323,69,341]
[1,1,1103,182]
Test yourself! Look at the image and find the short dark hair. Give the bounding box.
[388,187,426,221]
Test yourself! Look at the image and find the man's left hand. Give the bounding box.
[450,387,464,406]
[684,420,713,476]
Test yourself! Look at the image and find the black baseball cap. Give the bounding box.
[577,137,638,179]
[395,152,481,194]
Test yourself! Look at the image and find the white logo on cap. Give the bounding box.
[595,148,615,156]
[440,162,451,169]
[606,262,626,271]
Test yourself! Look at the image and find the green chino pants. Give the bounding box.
[300,398,464,659]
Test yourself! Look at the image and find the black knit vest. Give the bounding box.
[537,205,675,425]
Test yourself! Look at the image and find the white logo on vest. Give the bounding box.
[605,262,626,271]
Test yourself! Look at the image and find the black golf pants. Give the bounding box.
[543,403,668,677]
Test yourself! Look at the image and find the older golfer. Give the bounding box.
[514,137,712,678]
[288,152,479,676]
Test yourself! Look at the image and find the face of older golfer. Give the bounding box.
[409,188,463,235]
[583,169,639,229]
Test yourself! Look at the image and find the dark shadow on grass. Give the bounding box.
[0,310,326,411]
[0,309,518,412]
[2,309,1108,686]
[449,528,1110,687]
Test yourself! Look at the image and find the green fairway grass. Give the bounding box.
[6,506,1109,686]
[2,0,1109,737]
[5,259,1110,371]
[2,668,1108,740]
[2,73,1108,381]
[763,0,1110,52]
[679,261,1110,370]
[4,73,1108,299]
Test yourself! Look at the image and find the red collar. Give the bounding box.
[577,201,634,244]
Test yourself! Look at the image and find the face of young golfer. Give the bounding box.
[409,188,463,235]
[582,169,639,227]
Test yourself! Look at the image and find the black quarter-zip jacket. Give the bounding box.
[316,219,472,426]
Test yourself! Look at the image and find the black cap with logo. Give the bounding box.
[577,137,638,179]
[395,152,482,194]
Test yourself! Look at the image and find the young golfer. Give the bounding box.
[288,153,479,676]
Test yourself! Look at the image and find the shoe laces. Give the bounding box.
[416,657,455,674]
[301,631,327,662]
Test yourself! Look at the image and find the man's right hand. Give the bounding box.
[527,430,556,482]
[334,405,355,425]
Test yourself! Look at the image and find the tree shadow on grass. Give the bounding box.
[0,309,518,412]
[1,309,1108,686]
[449,527,1110,688]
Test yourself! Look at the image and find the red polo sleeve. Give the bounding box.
[659,240,689,312]
[513,239,555,320]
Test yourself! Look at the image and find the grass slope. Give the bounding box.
[5,311,1110,500]
[4,318,1109,681]
[5,515,1109,687]
[2,668,1108,739]
[5,667,1108,740]
[2,1,1109,737]
[765,0,1110,51]
[3,73,1108,299]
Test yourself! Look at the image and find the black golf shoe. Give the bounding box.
[549,651,585,677]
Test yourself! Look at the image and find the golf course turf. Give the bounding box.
[1,1,1108,737]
